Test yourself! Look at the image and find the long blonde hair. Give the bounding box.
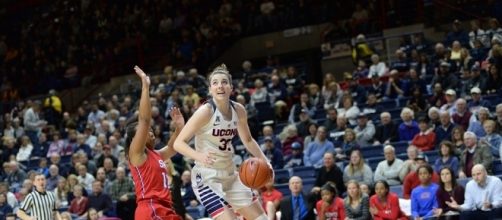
[345,180,362,205]
[348,150,365,175]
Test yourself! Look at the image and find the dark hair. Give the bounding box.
[321,182,337,196]
[418,116,429,124]
[374,180,390,196]
[439,167,458,190]
[417,164,433,175]
[438,140,455,157]
[124,121,138,158]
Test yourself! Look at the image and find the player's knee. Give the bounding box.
[254,214,268,220]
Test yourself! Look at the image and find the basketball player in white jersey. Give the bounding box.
[174,64,272,220]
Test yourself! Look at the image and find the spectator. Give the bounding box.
[496,104,502,134]
[402,154,440,199]
[343,180,370,220]
[260,126,282,152]
[429,83,447,108]
[411,117,437,151]
[312,152,345,196]
[17,174,61,220]
[16,136,33,162]
[427,107,441,129]
[464,65,488,95]
[369,180,407,220]
[406,87,427,115]
[459,131,493,178]
[468,107,490,138]
[374,145,404,186]
[110,167,135,220]
[345,74,367,106]
[435,167,464,218]
[367,76,386,102]
[283,142,304,169]
[343,149,373,186]
[279,176,315,220]
[295,110,316,138]
[46,132,66,158]
[35,158,49,177]
[431,62,459,92]
[469,20,489,48]
[451,98,472,130]
[303,126,334,169]
[373,112,399,145]
[398,107,420,141]
[68,184,88,217]
[4,162,27,192]
[260,180,282,220]
[323,81,342,111]
[316,183,345,220]
[87,181,113,218]
[399,145,421,180]
[480,120,502,158]
[303,123,318,148]
[268,73,288,106]
[53,177,69,208]
[467,87,491,114]
[77,164,95,193]
[75,133,92,159]
[390,49,410,72]
[280,125,303,157]
[440,89,457,115]
[485,65,502,94]
[351,34,374,65]
[451,126,466,151]
[288,93,315,124]
[108,136,124,159]
[446,164,502,218]
[362,93,383,116]
[47,165,63,191]
[368,54,387,78]
[0,183,17,211]
[353,113,375,146]
[96,145,118,168]
[435,110,456,145]
[0,193,13,220]
[434,141,460,176]
[180,170,197,208]
[445,19,469,47]
[410,165,440,219]
[87,104,105,130]
[95,168,112,195]
[337,95,361,126]
[23,101,46,152]
[336,128,359,161]
[385,70,406,100]
[263,136,284,169]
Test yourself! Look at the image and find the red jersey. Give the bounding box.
[369,193,408,220]
[130,148,172,205]
[316,197,345,220]
[261,189,283,211]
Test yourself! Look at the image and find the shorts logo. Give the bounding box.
[196,173,203,186]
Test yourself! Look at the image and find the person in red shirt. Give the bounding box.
[369,180,407,220]
[68,184,88,217]
[402,154,440,199]
[316,183,345,220]
[411,117,437,151]
[125,66,185,220]
[260,180,283,219]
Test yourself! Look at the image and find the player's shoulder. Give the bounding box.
[231,101,245,113]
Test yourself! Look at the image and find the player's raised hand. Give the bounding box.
[169,107,185,129]
[134,65,150,87]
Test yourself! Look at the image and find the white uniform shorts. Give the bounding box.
[191,165,256,218]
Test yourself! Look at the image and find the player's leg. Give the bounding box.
[224,173,267,220]
[235,200,268,220]
[265,201,277,220]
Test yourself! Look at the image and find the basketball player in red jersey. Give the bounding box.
[125,66,184,220]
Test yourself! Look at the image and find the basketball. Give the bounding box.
[239,158,273,189]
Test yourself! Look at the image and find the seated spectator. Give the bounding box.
[403,154,440,199]
[47,164,63,191]
[411,117,437,151]
[87,181,113,217]
[0,193,13,220]
[95,168,112,195]
[427,107,441,129]
[46,132,66,158]
[435,110,456,145]
[362,93,383,116]
[288,93,315,124]
[373,112,399,145]
[260,180,282,220]
[354,113,375,146]
[1,137,18,163]
[398,107,420,142]
[429,83,447,109]
[369,180,407,220]
[406,68,427,96]
[367,76,386,101]
[303,126,334,169]
[390,49,410,72]
[469,107,490,138]
[406,87,428,115]
[343,180,370,220]
[96,145,118,168]
[353,60,369,79]
[374,145,404,186]
[345,73,367,105]
[295,110,317,138]
[16,136,33,162]
[359,183,371,197]
[0,182,17,209]
[77,164,95,193]
[322,108,337,133]
[432,62,460,92]
[336,128,359,161]
[279,176,315,220]
[485,65,502,94]
[343,149,373,186]
[316,183,345,220]
[35,158,49,177]
[451,126,465,152]
[54,177,69,207]
[110,167,135,220]
[440,89,457,115]
[263,136,284,169]
[323,82,343,111]
[399,145,421,180]
[280,125,303,157]
[480,120,502,157]
[385,70,406,100]
[434,141,460,176]
[459,132,493,178]
[260,126,282,151]
[463,65,487,95]
[435,167,464,218]
[337,95,360,126]
[446,164,502,218]
[410,165,440,219]
[4,161,26,192]
[368,54,387,78]
[497,104,502,134]
[283,142,304,168]
[68,184,88,217]
[467,87,491,114]
[86,208,99,220]
[303,123,318,148]
[312,152,346,196]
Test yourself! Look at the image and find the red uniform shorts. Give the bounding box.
[135,200,182,220]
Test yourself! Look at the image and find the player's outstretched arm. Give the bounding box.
[158,107,185,160]
[234,103,268,162]
[129,66,151,165]
[174,104,215,166]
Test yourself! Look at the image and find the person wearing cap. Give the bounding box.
[345,72,367,105]
[411,117,437,152]
[431,61,460,92]
[467,87,491,113]
[263,136,284,169]
[284,142,305,168]
[303,126,334,169]
[296,108,317,137]
[464,64,488,94]
[445,19,469,47]
[402,154,439,199]
[354,113,375,146]
[440,89,458,115]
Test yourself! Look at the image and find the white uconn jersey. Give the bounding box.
[195,100,238,169]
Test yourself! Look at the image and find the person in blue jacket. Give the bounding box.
[411,164,440,219]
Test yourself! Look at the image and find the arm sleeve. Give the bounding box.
[20,194,33,212]
[363,165,373,185]
[411,190,419,218]
[460,184,473,211]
